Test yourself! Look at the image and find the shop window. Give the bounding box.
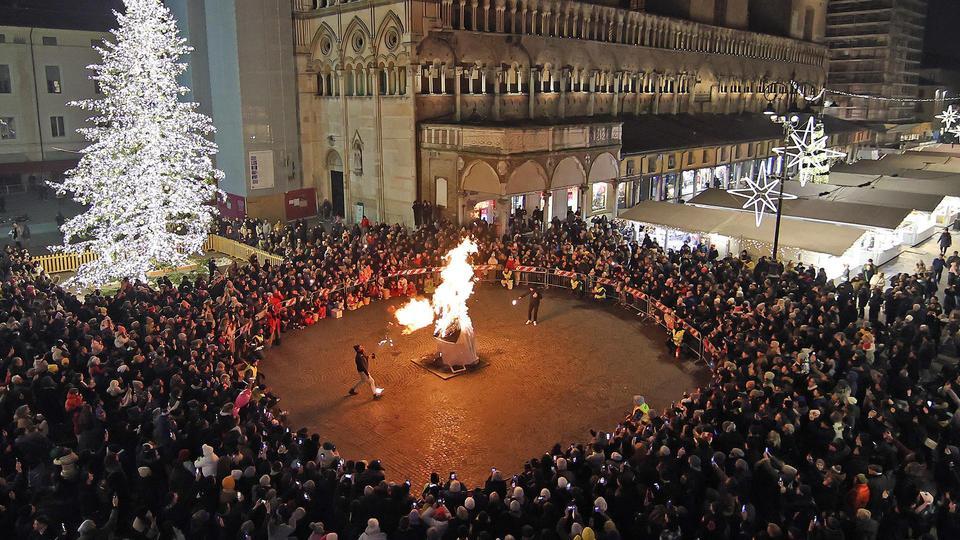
[591,183,607,212]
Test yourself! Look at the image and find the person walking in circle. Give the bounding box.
[518,286,543,326]
[940,227,953,256]
[348,345,382,398]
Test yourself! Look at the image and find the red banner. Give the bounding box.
[284,188,318,220]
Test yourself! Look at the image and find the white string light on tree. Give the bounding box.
[53,0,224,288]
[727,163,797,227]
[774,117,847,187]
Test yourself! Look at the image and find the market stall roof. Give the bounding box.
[781,184,946,213]
[619,201,867,256]
[827,172,960,197]
[688,189,913,230]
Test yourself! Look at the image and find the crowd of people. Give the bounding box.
[1,210,960,539]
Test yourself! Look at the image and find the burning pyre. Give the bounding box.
[395,238,479,339]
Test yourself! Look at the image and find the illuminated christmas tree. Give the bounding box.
[54,0,223,288]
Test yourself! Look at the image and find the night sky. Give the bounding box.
[925,0,960,65]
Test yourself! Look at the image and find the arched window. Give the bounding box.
[378,68,388,95]
[345,67,355,96]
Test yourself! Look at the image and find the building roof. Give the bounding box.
[620,113,871,155]
[688,188,913,230]
[619,201,867,256]
[0,0,120,32]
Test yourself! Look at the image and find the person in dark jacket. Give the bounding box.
[348,345,381,397]
[517,286,543,326]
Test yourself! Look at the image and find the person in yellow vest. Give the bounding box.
[570,276,584,298]
[672,327,685,358]
[593,283,606,301]
[501,268,514,290]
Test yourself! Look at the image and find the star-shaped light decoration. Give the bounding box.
[727,163,797,227]
[774,117,847,187]
[937,105,960,134]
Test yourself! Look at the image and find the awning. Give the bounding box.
[620,201,867,256]
[688,188,912,230]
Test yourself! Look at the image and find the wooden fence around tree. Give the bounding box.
[31,235,284,275]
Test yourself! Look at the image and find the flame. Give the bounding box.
[394,238,479,336]
[432,238,478,337]
[395,298,433,334]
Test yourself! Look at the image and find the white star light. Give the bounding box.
[937,105,960,133]
[773,117,847,187]
[727,163,797,227]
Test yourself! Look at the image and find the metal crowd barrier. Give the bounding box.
[484,266,713,367]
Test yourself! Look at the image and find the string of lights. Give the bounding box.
[791,81,960,104]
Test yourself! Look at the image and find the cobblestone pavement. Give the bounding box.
[263,285,708,485]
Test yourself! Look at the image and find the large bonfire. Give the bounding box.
[395,238,478,337]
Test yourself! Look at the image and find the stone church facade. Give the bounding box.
[293,0,828,226]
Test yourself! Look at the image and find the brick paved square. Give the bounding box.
[264,285,708,484]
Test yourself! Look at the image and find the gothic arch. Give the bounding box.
[588,152,619,183]
[550,156,586,189]
[308,21,339,62]
[374,10,405,54]
[506,160,548,195]
[461,160,502,195]
[342,16,372,60]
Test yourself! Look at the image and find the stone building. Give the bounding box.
[293,0,831,227]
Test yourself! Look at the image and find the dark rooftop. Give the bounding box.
[0,0,121,32]
[620,113,873,155]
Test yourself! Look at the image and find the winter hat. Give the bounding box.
[259,474,272,487]
[557,477,569,489]
[593,496,608,513]
[222,476,236,491]
[509,499,522,513]
[231,469,243,481]
[465,497,476,510]
[243,465,256,478]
